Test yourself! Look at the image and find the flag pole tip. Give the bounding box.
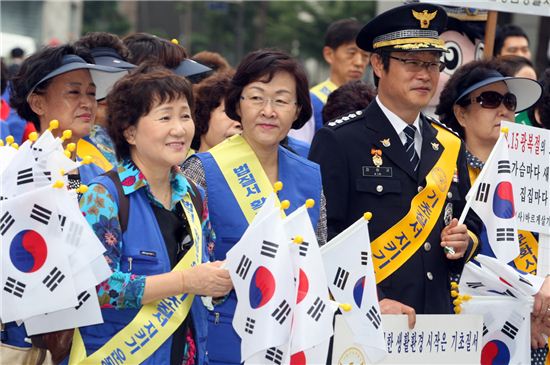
[305,199,315,208]
[64,150,72,158]
[339,303,352,312]
[461,294,472,301]
[82,155,93,165]
[52,180,64,188]
[10,143,19,150]
[77,184,89,194]
[28,132,39,142]
[66,142,76,152]
[273,181,283,192]
[501,126,509,133]
[363,212,372,221]
[450,290,458,298]
[171,38,179,44]
[453,305,461,314]
[0,140,4,146]
[450,281,458,289]
[293,235,303,244]
[5,135,14,145]
[61,129,73,141]
[280,200,290,210]
[48,119,59,130]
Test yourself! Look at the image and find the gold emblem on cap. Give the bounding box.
[380,138,391,147]
[431,142,440,151]
[412,9,437,29]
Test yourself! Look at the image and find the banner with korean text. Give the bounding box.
[501,121,549,235]
[425,0,550,16]
[332,314,483,364]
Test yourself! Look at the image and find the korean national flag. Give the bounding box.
[284,204,334,354]
[1,186,77,322]
[468,133,520,264]
[320,216,387,363]
[226,202,295,362]
[461,296,530,365]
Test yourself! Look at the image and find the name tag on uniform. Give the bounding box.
[362,166,392,177]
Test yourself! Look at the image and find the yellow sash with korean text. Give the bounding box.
[310,79,338,104]
[68,193,203,365]
[76,138,113,172]
[372,124,460,284]
[209,134,276,224]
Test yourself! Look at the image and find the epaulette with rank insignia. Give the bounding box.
[326,110,364,129]
[425,115,460,138]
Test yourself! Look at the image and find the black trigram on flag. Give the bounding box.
[75,290,91,310]
[4,277,26,298]
[265,347,284,365]
[299,241,309,257]
[260,240,278,258]
[236,255,252,280]
[271,300,291,324]
[361,251,369,266]
[245,317,255,334]
[483,324,489,336]
[307,297,326,321]
[66,222,83,246]
[501,320,519,340]
[518,276,533,287]
[498,160,511,174]
[476,183,491,203]
[17,167,33,185]
[0,211,15,235]
[43,267,65,291]
[496,228,515,242]
[333,267,350,290]
[466,281,485,289]
[58,214,67,232]
[30,204,52,225]
[366,305,382,329]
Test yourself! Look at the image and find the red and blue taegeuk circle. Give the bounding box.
[9,229,48,273]
[249,266,276,309]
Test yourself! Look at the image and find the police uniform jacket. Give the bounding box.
[309,101,481,314]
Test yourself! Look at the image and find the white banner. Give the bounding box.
[502,121,550,234]
[332,314,482,364]
[425,0,550,16]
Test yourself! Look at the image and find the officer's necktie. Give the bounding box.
[404,124,420,172]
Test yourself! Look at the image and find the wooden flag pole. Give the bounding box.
[484,10,499,59]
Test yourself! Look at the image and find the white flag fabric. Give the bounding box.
[320,217,387,363]
[1,186,77,321]
[227,203,295,362]
[468,134,520,263]
[459,260,523,299]
[461,296,530,365]
[285,205,334,354]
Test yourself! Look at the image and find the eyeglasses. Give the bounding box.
[240,95,297,111]
[389,56,446,73]
[463,91,517,112]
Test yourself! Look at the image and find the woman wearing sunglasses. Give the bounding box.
[436,59,548,363]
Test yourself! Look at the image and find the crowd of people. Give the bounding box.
[1,2,550,365]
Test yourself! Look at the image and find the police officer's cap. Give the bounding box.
[357,3,448,53]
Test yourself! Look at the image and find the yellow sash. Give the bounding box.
[69,193,203,365]
[371,124,460,284]
[310,79,338,104]
[209,135,276,224]
[513,231,539,274]
[76,139,113,172]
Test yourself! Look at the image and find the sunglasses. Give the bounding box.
[462,91,517,112]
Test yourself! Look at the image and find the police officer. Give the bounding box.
[309,3,481,327]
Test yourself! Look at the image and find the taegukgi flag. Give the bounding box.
[468,132,520,263]
[226,200,295,362]
[321,214,387,363]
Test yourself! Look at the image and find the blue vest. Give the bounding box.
[195,146,322,365]
[74,174,209,365]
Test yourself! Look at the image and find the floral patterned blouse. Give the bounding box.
[79,159,216,309]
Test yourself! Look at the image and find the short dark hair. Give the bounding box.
[323,80,376,122]
[492,55,535,77]
[9,44,94,131]
[225,49,312,130]
[435,59,499,139]
[106,65,194,160]
[10,47,24,58]
[192,71,234,150]
[1,60,7,95]
[324,18,363,49]
[530,68,550,129]
[74,32,129,60]
[123,32,187,68]
[371,49,391,88]
[494,25,529,56]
